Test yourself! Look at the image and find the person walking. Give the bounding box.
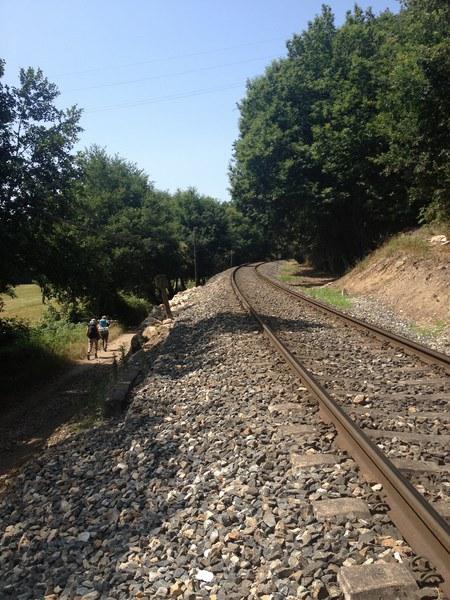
[86,318,100,359]
[98,315,110,351]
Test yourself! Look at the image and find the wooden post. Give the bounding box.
[155,274,173,319]
[193,227,198,286]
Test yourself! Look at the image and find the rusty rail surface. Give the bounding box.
[254,264,450,374]
[231,264,450,595]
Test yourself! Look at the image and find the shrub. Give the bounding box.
[35,306,86,359]
[114,292,151,326]
[0,309,87,398]
[0,317,67,398]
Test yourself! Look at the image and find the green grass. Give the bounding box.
[353,232,432,274]
[0,323,68,397]
[1,284,59,323]
[421,221,450,239]
[0,285,140,399]
[409,320,447,339]
[279,260,301,283]
[0,308,125,397]
[277,260,352,308]
[299,286,353,309]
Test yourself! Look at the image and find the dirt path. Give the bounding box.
[78,331,136,365]
[0,330,137,480]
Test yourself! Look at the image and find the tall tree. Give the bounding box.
[230,3,450,271]
[171,188,230,285]
[0,61,82,294]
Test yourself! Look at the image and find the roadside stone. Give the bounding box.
[195,569,214,583]
[352,394,366,405]
[169,582,184,597]
[156,586,169,597]
[80,592,100,600]
[263,510,276,528]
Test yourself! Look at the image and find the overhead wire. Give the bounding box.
[68,55,276,92]
[57,37,285,77]
[83,81,246,113]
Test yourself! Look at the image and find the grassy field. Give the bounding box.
[409,320,447,338]
[1,284,57,322]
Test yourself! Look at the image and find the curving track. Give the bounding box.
[232,263,450,596]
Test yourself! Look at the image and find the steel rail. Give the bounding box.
[231,264,450,595]
[254,264,450,374]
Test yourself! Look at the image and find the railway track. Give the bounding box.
[232,263,450,596]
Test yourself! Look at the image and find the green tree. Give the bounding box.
[230,2,450,271]
[0,61,82,295]
[171,188,230,285]
[224,203,269,265]
[60,146,182,313]
[375,0,450,222]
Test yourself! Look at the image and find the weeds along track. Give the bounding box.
[232,263,450,595]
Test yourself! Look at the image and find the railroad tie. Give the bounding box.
[338,562,420,599]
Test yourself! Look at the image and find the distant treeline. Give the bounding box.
[0,61,265,317]
[230,0,450,271]
[1,0,449,319]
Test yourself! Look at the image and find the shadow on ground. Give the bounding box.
[286,265,338,288]
[149,309,327,384]
[0,361,112,476]
[0,304,327,596]
[0,305,325,477]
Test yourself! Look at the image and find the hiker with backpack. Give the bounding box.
[98,315,110,351]
[86,318,100,359]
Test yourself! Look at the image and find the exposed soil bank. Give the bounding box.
[332,231,450,325]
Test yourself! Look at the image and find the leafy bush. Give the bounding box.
[114,292,151,326]
[0,317,65,397]
[0,310,86,397]
[0,317,30,345]
[34,306,86,359]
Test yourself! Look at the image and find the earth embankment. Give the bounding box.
[333,232,450,325]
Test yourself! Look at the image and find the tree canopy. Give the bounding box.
[0,61,82,295]
[0,66,264,318]
[1,1,449,320]
[230,1,450,270]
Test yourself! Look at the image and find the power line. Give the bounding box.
[83,81,246,114]
[68,55,276,92]
[56,37,285,77]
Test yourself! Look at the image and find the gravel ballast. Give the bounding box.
[0,271,443,599]
[260,261,450,355]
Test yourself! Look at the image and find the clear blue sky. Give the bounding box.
[2,0,399,201]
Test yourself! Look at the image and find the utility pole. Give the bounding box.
[193,227,198,286]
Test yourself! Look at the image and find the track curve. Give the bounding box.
[255,264,450,374]
[231,263,450,595]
